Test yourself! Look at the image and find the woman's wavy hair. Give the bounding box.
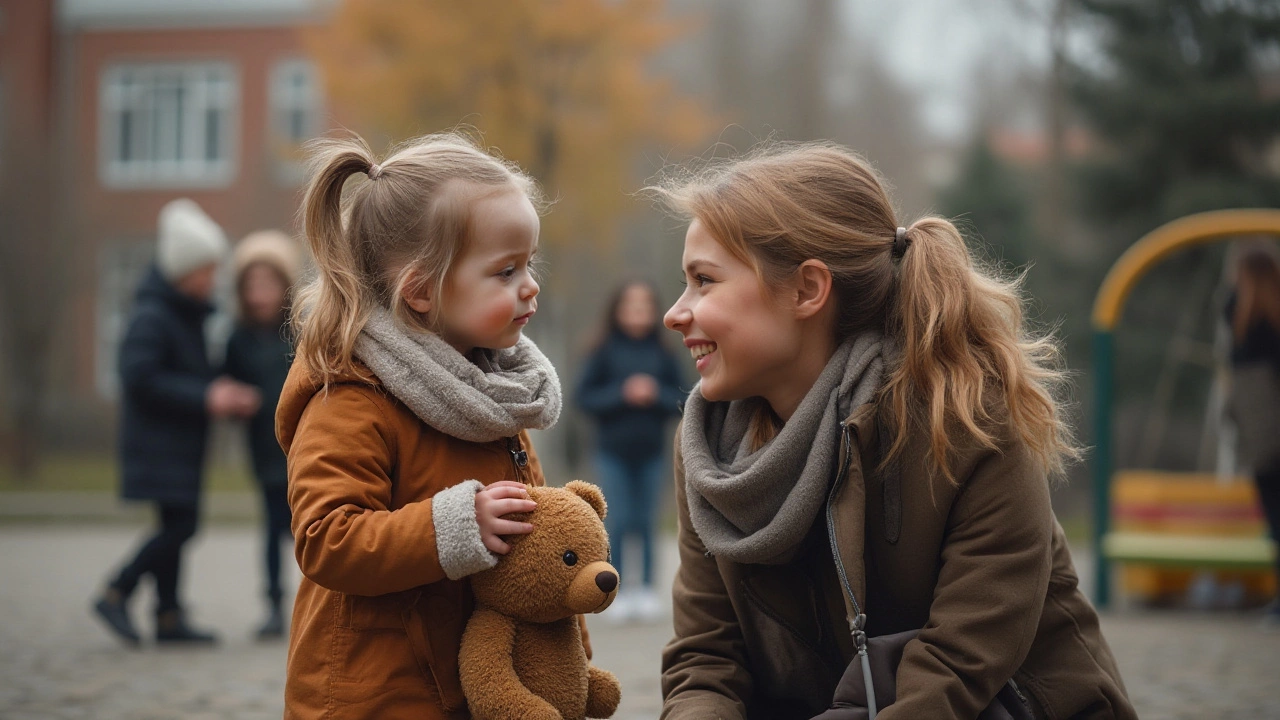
[291,131,541,387]
[649,141,1078,484]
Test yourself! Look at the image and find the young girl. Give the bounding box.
[655,143,1137,720]
[278,132,570,719]
[224,230,300,640]
[576,280,685,622]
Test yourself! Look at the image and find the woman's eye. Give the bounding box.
[562,550,578,567]
[694,274,713,287]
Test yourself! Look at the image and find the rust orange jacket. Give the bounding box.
[276,361,581,720]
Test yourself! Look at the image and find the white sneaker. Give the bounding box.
[632,586,664,623]
[606,589,636,624]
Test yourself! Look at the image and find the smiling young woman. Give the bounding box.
[651,142,1134,720]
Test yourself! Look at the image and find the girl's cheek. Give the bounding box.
[481,295,518,331]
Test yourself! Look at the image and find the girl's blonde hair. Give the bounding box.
[292,131,540,386]
[652,141,1078,483]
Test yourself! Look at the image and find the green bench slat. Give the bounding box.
[1102,532,1276,569]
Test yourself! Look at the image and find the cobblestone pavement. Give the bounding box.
[1,524,1277,719]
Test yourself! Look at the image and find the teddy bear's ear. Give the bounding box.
[565,480,607,520]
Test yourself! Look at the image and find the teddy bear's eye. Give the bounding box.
[562,550,578,567]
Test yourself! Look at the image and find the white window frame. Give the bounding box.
[270,58,322,147]
[99,61,239,189]
[269,58,322,184]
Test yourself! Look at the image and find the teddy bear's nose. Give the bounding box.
[594,570,618,593]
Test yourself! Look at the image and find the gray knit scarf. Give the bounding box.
[682,333,885,565]
[352,307,562,442]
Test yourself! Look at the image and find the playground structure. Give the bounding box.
[1092,209,1280,608]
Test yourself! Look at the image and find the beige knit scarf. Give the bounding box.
[352,307,562,442]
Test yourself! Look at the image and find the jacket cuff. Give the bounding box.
[433,479,499,580]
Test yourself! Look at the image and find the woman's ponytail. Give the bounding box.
[292,135,379,384]
[883,217,1077,484]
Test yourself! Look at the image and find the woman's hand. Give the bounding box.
[622,373,659,407]
[475,481,536,554]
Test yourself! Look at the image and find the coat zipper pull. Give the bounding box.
[507,437,529,468]
[848,613,878,718]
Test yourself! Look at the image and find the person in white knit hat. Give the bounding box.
[92,198,261,647]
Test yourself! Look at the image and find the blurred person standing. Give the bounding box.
[1225,246,1280,625]
[224,231,300,640]
[577,280,686,622]
[91,199,261,647]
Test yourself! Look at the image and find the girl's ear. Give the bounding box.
[402,269,433,314]
[793,259,833,320]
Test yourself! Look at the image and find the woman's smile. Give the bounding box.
[687,339,718,370]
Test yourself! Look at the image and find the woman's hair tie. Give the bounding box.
[368,163,383,180]
[892,226,911,260]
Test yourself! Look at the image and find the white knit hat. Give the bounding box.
[156,198,228,282]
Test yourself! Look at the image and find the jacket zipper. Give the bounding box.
[825,419,879,718]
[506,435,529,482]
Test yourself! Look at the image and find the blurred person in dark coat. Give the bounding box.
[576,280,686,622]
[92,199,260,646]
[1225,245,1280,624]
[224,230,300,640]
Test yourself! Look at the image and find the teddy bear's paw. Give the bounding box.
[584,666,622,718]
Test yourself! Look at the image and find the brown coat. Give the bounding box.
[277,362,587,720]
[662,403,1136,720]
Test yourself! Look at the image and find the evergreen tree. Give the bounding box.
[1071,0,1280,234]
[940,136,1037,271]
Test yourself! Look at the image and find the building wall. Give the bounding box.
[50,20,326,448]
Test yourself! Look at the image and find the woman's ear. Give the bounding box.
[793,259,833,320]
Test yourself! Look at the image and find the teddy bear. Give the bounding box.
[459,480,623,720]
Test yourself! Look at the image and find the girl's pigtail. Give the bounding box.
[884,217,1076,484]
[293,136,378,386]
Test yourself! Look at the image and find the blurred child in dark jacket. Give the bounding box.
[576,280,686,622]
[225,230,301,639]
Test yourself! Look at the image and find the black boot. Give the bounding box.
[92,587,141,647]
[154,608,218,645]
[255,602,286,641]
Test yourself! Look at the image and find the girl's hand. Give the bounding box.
[475,481,536,554]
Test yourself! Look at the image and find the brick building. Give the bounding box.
[2,0,332,450]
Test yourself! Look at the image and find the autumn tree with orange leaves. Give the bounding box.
[308,0,716,247]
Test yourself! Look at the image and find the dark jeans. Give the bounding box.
[1255,467,1280,581]
[260,482,293,606]
[110,503,199,613]
[595,451,664,587]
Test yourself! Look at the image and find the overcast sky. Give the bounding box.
[842,0,1057,140]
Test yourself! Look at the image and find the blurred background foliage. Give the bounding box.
[2,0,1279,522]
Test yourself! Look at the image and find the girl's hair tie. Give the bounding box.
[892,226,911,259]
[368,163,383,180]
